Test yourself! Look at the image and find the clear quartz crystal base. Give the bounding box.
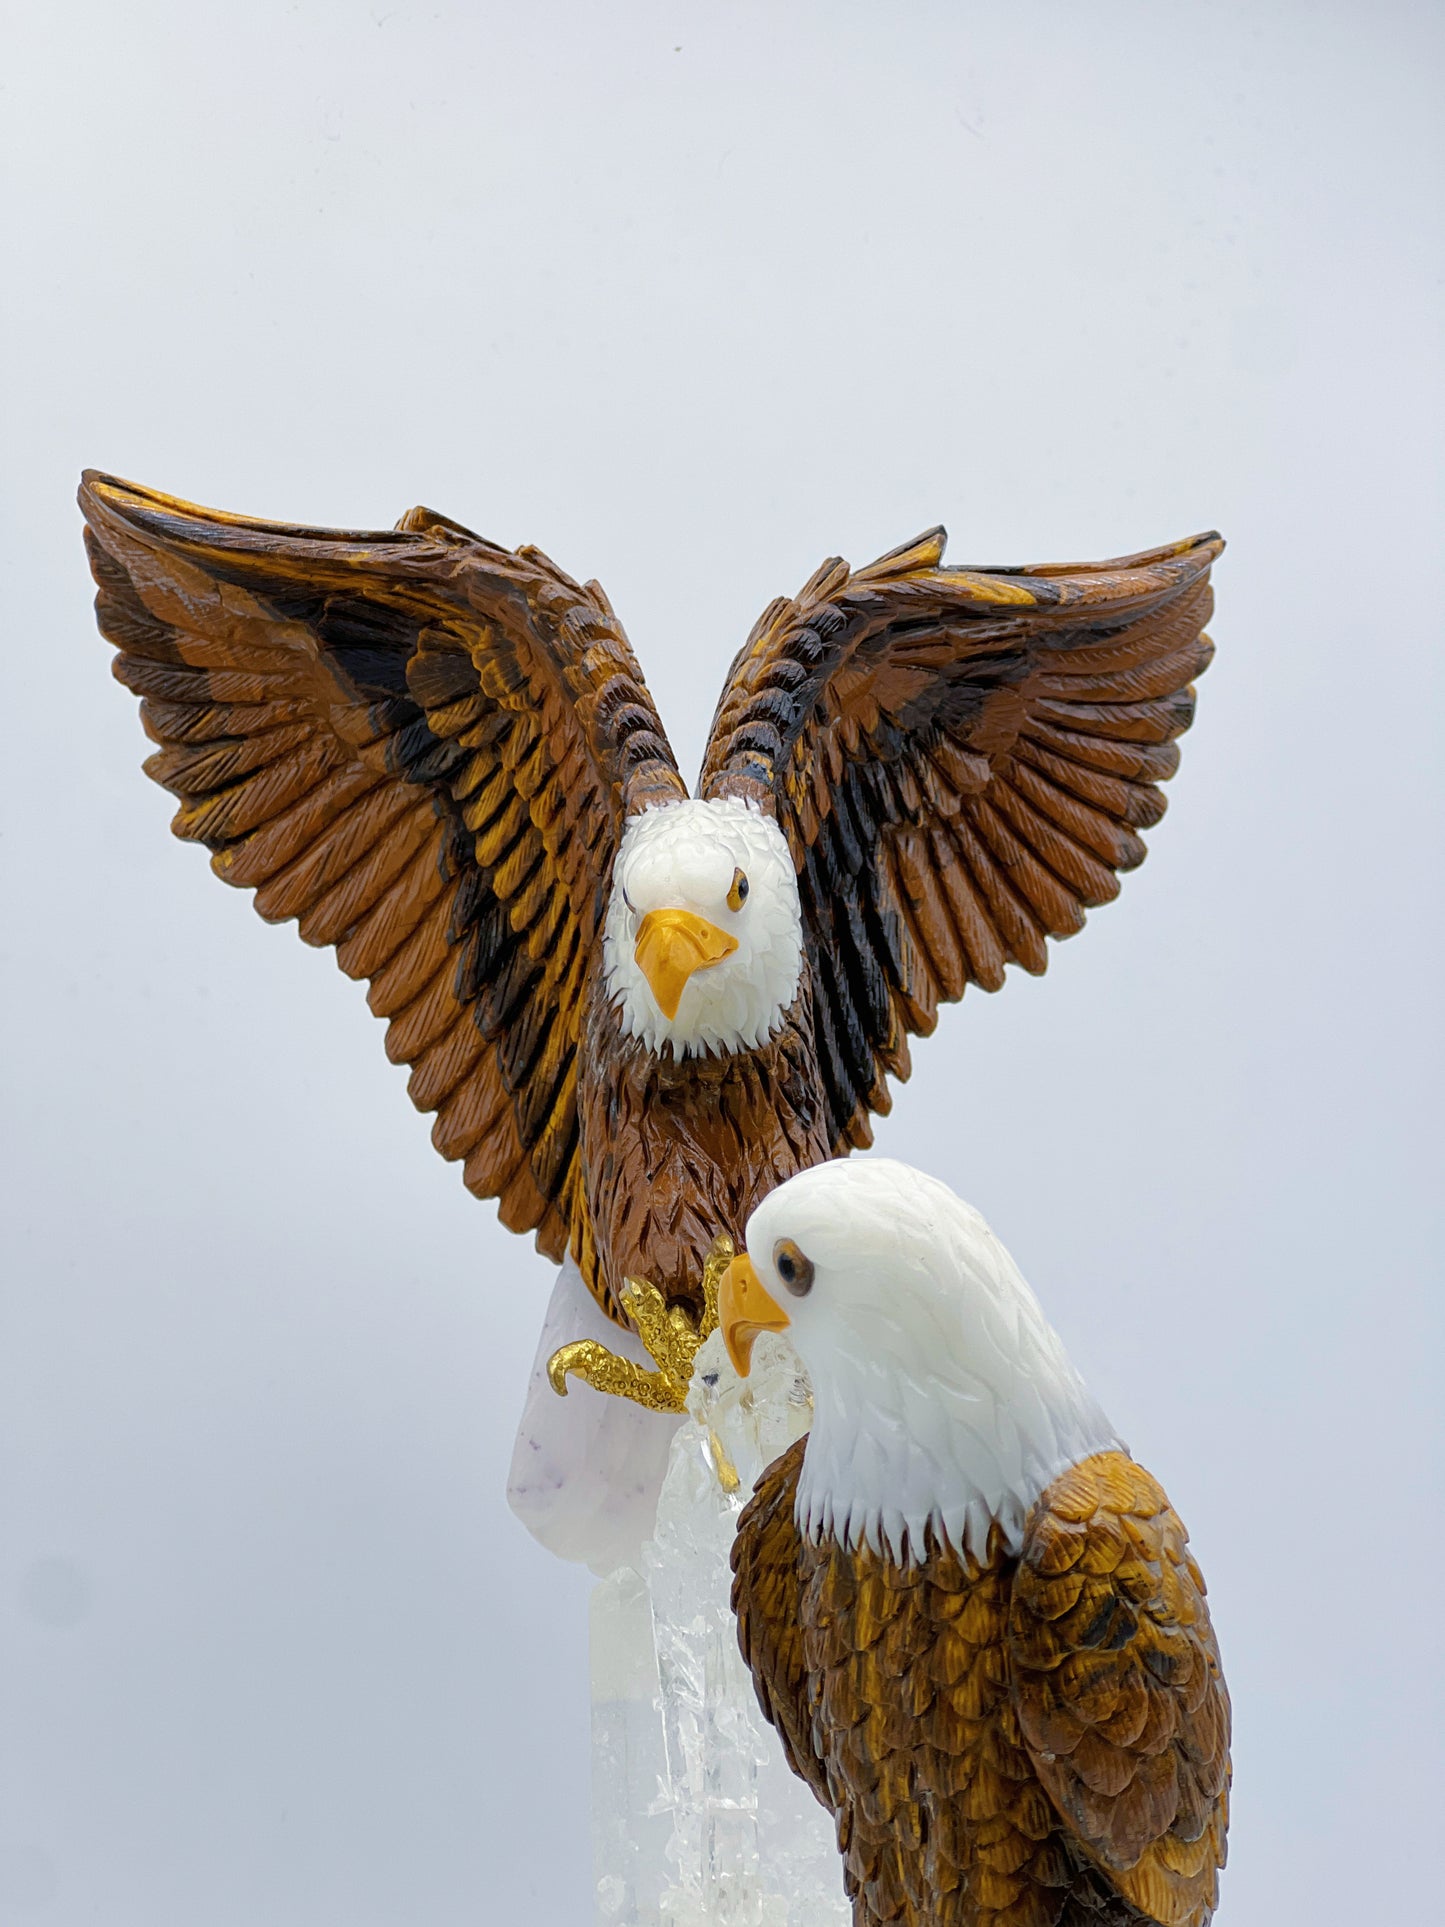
[589,1331,850,1927]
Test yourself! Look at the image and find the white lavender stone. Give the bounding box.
[508,1256,682,1574]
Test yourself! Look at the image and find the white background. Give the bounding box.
[2,3,1441,1922]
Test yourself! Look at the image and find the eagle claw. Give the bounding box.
[546,1233,735,1413]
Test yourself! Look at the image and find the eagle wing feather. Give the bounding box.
[1009,1451,1231,1927]
[81,472,684,1304]
[702,530,1221,1154]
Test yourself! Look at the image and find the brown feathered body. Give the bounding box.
[579,981,831,1316]
[733,1442,1229,1927]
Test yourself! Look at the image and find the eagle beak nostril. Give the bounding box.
[634,908,738,1020]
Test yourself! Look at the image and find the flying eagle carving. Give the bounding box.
[80,473,1220,1336]
[724,1160,1230,1927]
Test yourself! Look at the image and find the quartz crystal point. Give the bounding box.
[590,1330,850,1927]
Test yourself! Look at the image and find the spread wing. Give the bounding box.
[729,1436,831,1809]
[702,528,1221,1153]
[81,472,684,1309]
[1009,1451,1231,1927]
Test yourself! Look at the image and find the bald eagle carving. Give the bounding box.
[724,1160,1231,1927]
[81,474,1220,1329]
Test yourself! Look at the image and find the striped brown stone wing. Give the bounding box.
[82,472,683,1299]
[701,528,1221,1155]
[1009,1452,1231,1926]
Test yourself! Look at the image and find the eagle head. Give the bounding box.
[603,796,803,1058]
[720,1158,1121,1564]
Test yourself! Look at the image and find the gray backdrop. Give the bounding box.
[2,3,1441,1922]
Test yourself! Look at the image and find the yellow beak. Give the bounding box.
[719,1251,790,1377]
[634,908,738,1020]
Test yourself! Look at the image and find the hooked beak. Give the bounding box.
[634,908,738,1020]
[719,1251,790,1377]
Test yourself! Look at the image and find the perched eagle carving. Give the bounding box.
[724,1160,1231,1927]
[80,474,1220,1329]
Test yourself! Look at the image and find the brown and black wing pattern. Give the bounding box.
[81,472,684,1299]
[1009,1453,1231,1927]
[702,529,1221,1153]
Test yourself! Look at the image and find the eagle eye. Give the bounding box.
[727,867,750,912]
[773,1238,814,1297]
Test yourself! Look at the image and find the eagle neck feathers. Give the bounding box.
[784,1177,1124,1569]
[798,1356,1120,1571]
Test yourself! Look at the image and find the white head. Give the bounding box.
[720,1158,1122,1566]
[602,796,803,1058]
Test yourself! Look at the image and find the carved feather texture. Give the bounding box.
[733,1444,1229,1927]
[81,472,684,1299]
[702,532,1221,1156]
[85,477,1219,1321]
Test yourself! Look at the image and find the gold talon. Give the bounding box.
[547,1232,735,1413]
[699,1234,733,1334]
[708,1427,741,1493]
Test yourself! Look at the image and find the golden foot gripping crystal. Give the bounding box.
[547,1234,735,1414]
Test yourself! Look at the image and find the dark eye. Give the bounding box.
[773,1238,814,1297]
[727,867,750,912]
